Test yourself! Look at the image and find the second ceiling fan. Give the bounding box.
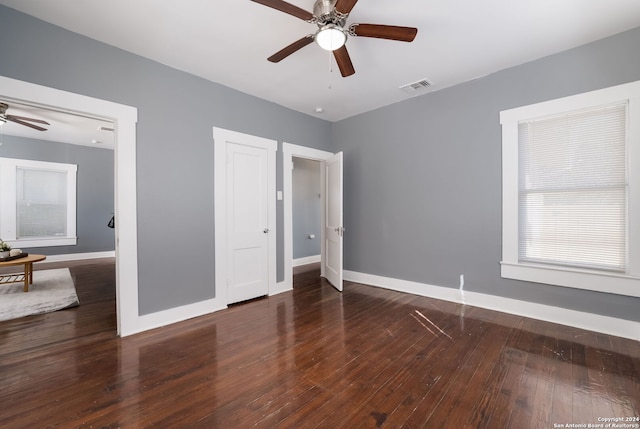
[251,0,418,77]
[0,102,49,131]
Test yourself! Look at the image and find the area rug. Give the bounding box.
[0,268,79,322]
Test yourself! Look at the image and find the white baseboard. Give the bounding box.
[270,281,292,296]
[293,255,321,267]
[122,298,228,337]
[122,278,294,337]
[343,270,640,341]
[41,251,116,263]
[124,280,294,337]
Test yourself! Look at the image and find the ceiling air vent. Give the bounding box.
[399,78,433,94]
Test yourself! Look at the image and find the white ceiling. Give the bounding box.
[2,0,640,127]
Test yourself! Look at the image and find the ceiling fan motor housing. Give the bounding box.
[313,0,346,27]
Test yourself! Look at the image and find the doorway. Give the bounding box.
[291,157,322,269]
[283,143,343,292]
[0,75,138,336]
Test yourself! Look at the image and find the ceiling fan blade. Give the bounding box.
[333,45,355,77]
[7,116,48,131]
[7,115,50,125]
[250,0,314,21]
[351,24,418,42]
[268,36,314,63]
[334,0,359,15]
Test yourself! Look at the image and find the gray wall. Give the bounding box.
[0,6,332,315]
[2,4,638,323]
[292,157,321,259]
[332,26,640,322]
[0,135,114,255]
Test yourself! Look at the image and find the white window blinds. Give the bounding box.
[0,157,77,248]
[17,167,68,238]
[518,102,628,272]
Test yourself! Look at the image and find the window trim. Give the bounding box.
[0,157,77,248]
[500,81,640,297]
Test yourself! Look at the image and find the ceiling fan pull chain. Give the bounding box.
[328,51,334,90]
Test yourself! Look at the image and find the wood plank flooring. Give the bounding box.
[1,259,638,428]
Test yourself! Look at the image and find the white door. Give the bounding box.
[323,151,344,291]
[226,143,270,304]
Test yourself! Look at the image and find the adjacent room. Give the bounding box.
[0,1,638,428]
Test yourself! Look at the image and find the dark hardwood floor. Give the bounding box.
[1,259,638,428]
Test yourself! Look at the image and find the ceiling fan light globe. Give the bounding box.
[315,25,346,51]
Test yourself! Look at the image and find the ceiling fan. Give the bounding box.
[0,102,50,131]
[251,0,418,77]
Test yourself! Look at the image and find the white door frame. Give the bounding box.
[282,142,334,292]
[0,75,139,336]
[214,127,277,304]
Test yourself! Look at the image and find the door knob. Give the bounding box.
[263,228,269,233]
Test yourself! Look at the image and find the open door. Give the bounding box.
[323,151,344,291]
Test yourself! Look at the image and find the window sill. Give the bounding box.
[7,237,77,248]
[500,261,640,298]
